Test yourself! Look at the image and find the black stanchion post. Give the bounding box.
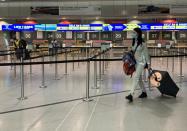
[18,57,27,100]
[83,60,93,102]
[40,53,47,88]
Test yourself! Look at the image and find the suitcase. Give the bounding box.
[149,69,179,97]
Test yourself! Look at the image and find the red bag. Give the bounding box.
[123,61,136,77]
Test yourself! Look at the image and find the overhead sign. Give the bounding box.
[163,23,175,30]
[35,24,46,31]
[175,23,187,30]
[45,24,57,31]
[103,24,126,31]
[2,24,35,31]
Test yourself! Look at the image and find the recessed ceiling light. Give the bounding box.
[1,0,6,2]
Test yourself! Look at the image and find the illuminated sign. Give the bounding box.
[90,24,103,31]
[69,24,80,30]
[79,24,90,30]
[57,24,69,31]
[2,24,34,31]
[175,23,187,30]
[125,24,140,31]
[150,24,163,30]
[139,24,151,30]
[35,24,46,31]
[45,24,57,31]
[163,23,175,30]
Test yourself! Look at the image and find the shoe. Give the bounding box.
[125,94,133,102]
[138,92,147,98]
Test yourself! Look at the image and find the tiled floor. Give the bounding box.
[0,52,187,131]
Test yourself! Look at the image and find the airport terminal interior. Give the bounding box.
[0,0,187,131]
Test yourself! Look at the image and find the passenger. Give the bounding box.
[49,40,53,56]
[125,27,150,102]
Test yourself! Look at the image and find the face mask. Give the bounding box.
[132,32,137,39]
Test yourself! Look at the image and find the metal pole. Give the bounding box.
[166,57,168,69]
[102,52,105,75]
[78,50,80,67]
[64,48,68,75]
[40,53,47,88]
[72,52,75,71]
[98,54,103,81]
[178,56,184,77]
[83,60,93,102]
[14,52,16,77]
[29,58,32,74]
[10,51,13,70]
[55,53,60,80]
[18,57,27,100]
[172,56,174,73]
[92,60,99,89]
[148,57,152,91]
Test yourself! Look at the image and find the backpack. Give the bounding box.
[122,45,139,77]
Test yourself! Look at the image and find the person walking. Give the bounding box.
[125,27,150,102]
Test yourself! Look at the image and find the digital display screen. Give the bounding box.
[2,24,35,31]
[90,24,103,31]
[125,24,140,31]
[69,24,80,30]
[45,24,57,31]
[35,24,46,31]
[163,24,175,30]
[175,23,187,30]
[79,24,90,30]
[57,24,69,31]
[139,24,151,30]
[150,24,163,30]
[2,23,187,32]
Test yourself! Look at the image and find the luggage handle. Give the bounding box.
[148,68,159,82]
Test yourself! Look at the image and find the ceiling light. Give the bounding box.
[1,0,6,2]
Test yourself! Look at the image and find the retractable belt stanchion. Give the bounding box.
[83,59,93,102]
[14,52,16,77]
[102,51,105,75]
[40,52,47,88]
[10,51,13,70]
[166,56,169,69]
[64,48,68,75]
[172,56,174,73]
[92,58,99,89]
[78,50,80,67]
[54,53,60,80]
[29,58,32,74]
[98,51,103,81]
[72,52,75,71]
[178,56,184,77]
[18,57,27,100]
[148,57,152,91]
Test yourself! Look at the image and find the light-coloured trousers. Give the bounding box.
[130,63,146,95]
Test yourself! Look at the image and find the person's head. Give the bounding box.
[132,27,144,46]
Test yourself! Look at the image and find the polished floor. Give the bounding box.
[0,53,187,131]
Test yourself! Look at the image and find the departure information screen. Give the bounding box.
[2,23,187,31]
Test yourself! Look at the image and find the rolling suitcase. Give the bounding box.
[149,69,179,97]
